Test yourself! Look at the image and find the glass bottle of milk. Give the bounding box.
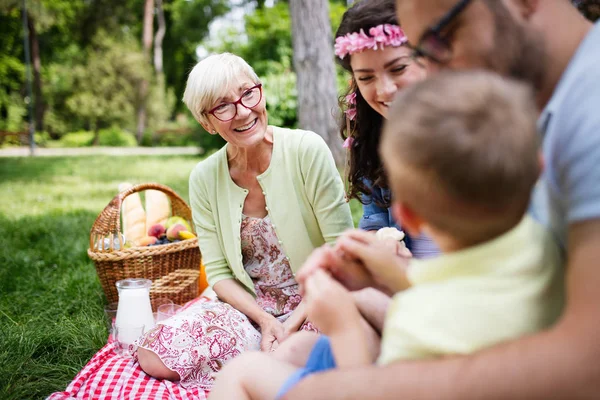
[115,278,155,345]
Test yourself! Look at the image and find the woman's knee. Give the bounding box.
[137,347,180,381]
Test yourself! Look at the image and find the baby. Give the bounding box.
[208,70,565,400]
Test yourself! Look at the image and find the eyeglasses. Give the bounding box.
[207,84,263,122]
[409,0,474,64]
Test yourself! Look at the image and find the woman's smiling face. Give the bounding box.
[205,75,269,148]
[350,45,426,119]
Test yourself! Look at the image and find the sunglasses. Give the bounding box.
[409,0,474,64]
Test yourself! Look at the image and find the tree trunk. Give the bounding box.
[289,0,343,165]
[27,14,44,132]
[136,0,154,144]
[153,0,166,76]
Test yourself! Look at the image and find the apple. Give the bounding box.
[147,223,166,238]
[166,223,187,241]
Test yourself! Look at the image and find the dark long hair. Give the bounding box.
[336,0,399,205]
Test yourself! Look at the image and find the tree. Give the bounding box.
[0,0,80,133]
[65,32,151,144]
[289,0,342,165]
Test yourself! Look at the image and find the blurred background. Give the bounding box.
[1,0,598,156]
[0,0,356,158]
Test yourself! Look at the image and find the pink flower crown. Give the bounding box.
[334,24,408,59]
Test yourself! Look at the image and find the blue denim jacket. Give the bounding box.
[358,184,397,231]
[358,181,440,259]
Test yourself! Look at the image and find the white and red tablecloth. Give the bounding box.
[47,297,212,400]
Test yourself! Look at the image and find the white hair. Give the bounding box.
[182,53,261,125]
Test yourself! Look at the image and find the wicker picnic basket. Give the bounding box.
[88,183,202,305]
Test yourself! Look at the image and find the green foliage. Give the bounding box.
[34,130,50,146]
[51,128,137,148]
[0,0,352,146]
[97,127,138,147]
[65,31,151,133]
[163,0,230,114]
[0,12,26,133]
[262,59,298,128]
[1,0,228,142]
[1,93,27,133]
[54,131,95,147]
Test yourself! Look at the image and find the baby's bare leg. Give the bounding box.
[272,331,320,366]
[209,351,299,400]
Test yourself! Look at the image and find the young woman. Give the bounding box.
[337,0,439,258]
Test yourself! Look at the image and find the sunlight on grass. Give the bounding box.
[0,156,201,218]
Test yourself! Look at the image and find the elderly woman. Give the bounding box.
[135,52,353,389]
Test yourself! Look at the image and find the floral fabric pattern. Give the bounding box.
[136,214,315,389]
[241,215,302,321]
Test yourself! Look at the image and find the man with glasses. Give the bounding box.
[284,1,600,398]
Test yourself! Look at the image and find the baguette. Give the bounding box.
[145,189,170,228]
[118,182,146,245]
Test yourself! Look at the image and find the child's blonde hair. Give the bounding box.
[182,53,261,126]
[381,70,540,246]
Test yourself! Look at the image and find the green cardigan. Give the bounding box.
[189,126,353,295]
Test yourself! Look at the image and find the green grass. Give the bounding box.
[0,155,362,399]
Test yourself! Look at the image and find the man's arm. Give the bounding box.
[283,220,600,399]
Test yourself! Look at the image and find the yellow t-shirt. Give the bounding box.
[378,216,564,365]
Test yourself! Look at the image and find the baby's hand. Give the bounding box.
[303,269,362,336]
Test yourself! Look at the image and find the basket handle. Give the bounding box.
[89,183,194,250]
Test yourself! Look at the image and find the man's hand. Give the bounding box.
[303,269,363,336]
[336,229,411,293]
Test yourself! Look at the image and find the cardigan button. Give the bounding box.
[262,191,266,195]
[265,207,269,211]
[278,240,283,245]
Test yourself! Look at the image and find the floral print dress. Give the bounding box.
[136,214,312,389]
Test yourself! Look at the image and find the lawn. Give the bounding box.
[0,155,362,399]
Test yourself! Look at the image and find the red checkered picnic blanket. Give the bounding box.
[47,297,211,400]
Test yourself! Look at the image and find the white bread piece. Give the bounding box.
[118,182,146,245]
[145,189,170,228]
[375,227,406,242]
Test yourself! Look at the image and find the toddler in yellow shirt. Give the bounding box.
[208,70,565,400]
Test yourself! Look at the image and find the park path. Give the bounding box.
[0,146,203,157]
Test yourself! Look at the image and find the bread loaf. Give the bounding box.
[118,182,146,245]
[375,227,405,242]
[145,189,170,228]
